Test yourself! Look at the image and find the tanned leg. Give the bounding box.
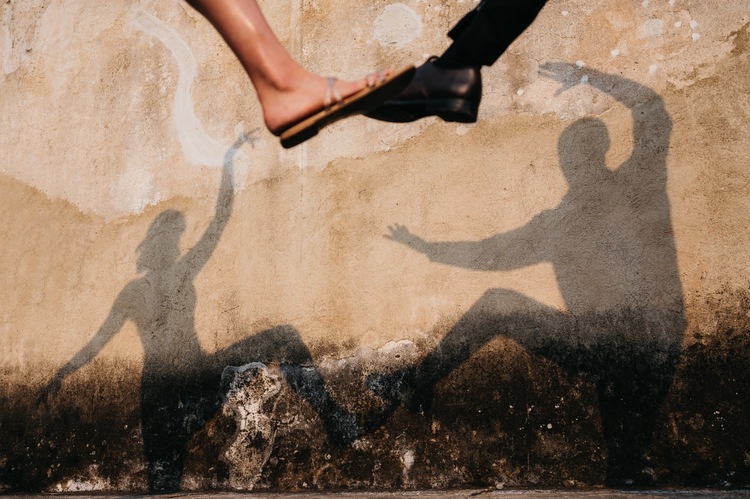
[187,0,374,134]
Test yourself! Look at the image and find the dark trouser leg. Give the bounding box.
[437,0,549,68]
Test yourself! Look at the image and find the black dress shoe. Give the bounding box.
[365,57,482,123]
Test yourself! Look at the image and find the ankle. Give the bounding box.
[269,65,311,94]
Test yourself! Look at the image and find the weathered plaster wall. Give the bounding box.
[1,0,749,492]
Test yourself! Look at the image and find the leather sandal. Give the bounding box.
[277,65,416,148]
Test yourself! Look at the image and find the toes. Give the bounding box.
[365,69,393,87]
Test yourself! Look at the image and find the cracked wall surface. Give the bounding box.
[1,0,749,492]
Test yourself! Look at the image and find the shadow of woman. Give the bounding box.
[41,135,356,492]
[372,65,686,486]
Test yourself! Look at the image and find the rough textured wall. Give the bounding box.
[1,0,749,493]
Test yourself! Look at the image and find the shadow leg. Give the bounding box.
[141,376,188,493]
[368,288,560,414]
[215,325,358,446]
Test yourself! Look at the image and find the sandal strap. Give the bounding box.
[323,70,389,108]
[366,70,386,87]
[324,77,343,108]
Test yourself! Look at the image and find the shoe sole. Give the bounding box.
[366,97,478,124]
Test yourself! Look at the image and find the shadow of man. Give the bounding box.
[373,65,686,486]
[41,135,356,492]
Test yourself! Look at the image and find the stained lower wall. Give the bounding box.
[1,0,749,492]
[3,306,750,491]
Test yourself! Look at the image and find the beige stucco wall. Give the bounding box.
[2,0,748,365]
[1,0,749,491]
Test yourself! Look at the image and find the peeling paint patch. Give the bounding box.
[112,165,162,215]
[455,124,471,136]
[689,19,701,42]
[641,19,664,37]
[220,363,283,489]
[54,477,109,492]
[401,449,415,481]
[373,3,422,48]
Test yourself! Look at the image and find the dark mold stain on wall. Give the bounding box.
[1,301,749,492]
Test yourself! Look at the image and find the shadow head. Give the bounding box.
[558,117,611,188]
[137,210,186,272]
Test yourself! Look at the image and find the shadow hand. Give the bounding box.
[385,224,426,252]
[222,127,260,185]
[539,61,584,95]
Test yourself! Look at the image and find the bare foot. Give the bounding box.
[261,69,391,136]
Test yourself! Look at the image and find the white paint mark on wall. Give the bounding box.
[641,0,649,8]
[640,19,663,37]
[401,449,415,476]
[132,10,227,168]
[575,60,585,68]
[649,63,658,74]
[54,478,108,492]
[373,3,422,48]
[580,74,589,83]
[689,18,700,42]
[561,10,570,17]
[610,49,620,58]
[674,20,682,28]
[669,0,676,5]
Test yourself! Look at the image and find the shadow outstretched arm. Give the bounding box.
[386,217,546,271]
[41,295,128,399]
[181,140,242,278]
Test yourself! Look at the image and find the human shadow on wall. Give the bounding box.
[370,64,686,486]
[41,136,356,493]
